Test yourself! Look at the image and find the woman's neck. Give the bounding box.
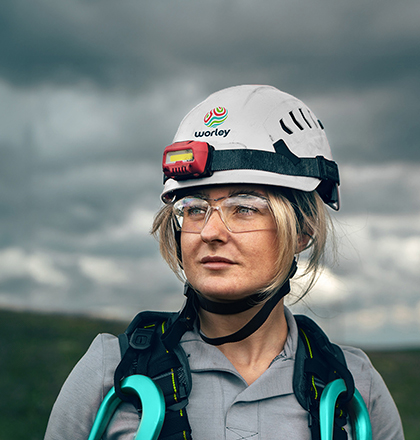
[198,300,288,385]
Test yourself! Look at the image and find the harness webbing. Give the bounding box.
[114,311,355,440]
[293,315,354,440]
[114,313,192,440]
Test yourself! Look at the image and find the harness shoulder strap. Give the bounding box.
[114,310,193,440]
[293,314,355,440]
[114,310,356,440]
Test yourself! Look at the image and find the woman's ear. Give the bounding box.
[296,233,312,254]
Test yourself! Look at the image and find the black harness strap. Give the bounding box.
[293,315,354,440]
[115,309,355,440]
[114,313,192,440]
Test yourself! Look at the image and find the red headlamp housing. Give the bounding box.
[162,141,213,181]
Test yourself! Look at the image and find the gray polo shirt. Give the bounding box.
[44,308,404,439]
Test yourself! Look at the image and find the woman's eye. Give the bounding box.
[235,205,257,215]
[186,206,206,216]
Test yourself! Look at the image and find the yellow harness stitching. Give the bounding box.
[161,320,187,438]
[300,328,319,400]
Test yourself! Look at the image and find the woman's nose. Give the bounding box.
[200,207,229,241]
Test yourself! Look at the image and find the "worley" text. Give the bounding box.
[194,128,231,138]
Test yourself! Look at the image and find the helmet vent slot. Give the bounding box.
[280,119,293,135]
[299,108,312,128]
[307,110,319,128]
[289,111,304,131]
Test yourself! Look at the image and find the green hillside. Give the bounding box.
[0,309,417,439]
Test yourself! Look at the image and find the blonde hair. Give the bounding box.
[151,187,332,302]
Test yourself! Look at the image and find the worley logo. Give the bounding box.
[195,107,230,138]
[204,107,228,127]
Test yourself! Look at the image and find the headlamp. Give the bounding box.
[163,141,213,181]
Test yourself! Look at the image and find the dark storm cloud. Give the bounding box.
[0,0,152,88]
[2,0,419,166]
[0,0,419,345]
[2,0,418,91]
[338,163,420,215]
[1,0,419,232]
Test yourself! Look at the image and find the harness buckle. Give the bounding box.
[130,328,154,350]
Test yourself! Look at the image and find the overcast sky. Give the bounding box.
[0,0,419,348]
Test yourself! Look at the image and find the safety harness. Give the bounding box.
[293,314,354,440]
[114,311,193,440]
[114,302,354,440]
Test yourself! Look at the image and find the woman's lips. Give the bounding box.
[200,256,236,268]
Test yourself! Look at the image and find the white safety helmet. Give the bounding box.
[161,85,340,210]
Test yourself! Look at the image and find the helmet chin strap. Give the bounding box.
[185,258,298,346]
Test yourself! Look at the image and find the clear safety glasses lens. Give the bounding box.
[173,194,274,233]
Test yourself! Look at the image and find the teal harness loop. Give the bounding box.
[320,379,372,440]
[87,375,165,440]
[87,308,371,440]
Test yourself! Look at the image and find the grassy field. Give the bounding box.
[0,309,418,440]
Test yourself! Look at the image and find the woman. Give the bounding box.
[45,85,404,439]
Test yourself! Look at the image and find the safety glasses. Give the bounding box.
[172,193,275,233]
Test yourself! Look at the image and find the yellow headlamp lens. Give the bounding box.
[166,149,194,164]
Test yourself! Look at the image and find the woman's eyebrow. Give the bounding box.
[228,189,266,197]
[184,189,266,199]
[187,191,209,199]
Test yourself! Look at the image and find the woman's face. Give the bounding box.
[180,185,280,302]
